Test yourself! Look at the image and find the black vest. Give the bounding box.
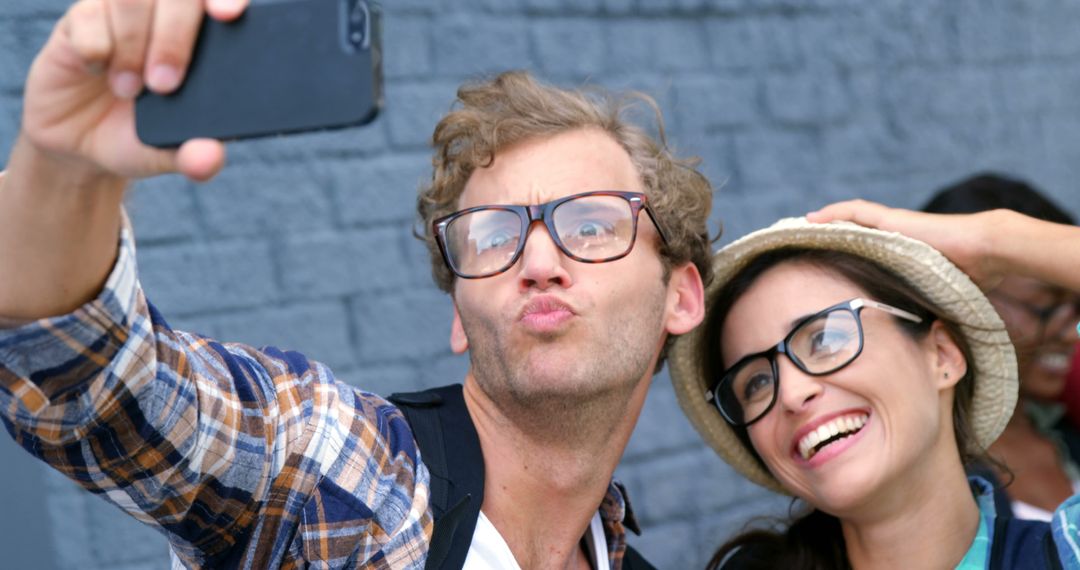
[389,384,656,570]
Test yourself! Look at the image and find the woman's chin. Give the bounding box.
[782,469,882,518]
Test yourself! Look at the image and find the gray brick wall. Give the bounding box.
[3,1,1080,568]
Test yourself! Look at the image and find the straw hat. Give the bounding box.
[669,217,1018,494]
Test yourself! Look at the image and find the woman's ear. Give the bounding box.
[928,320,968,389]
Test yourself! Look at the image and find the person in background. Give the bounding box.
[923,173,1080,521]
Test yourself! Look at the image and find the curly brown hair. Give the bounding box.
[416,70,715,295]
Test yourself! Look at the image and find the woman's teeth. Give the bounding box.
[798,414,868,461]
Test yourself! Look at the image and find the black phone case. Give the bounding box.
[135,0,382,147]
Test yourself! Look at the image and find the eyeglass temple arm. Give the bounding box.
[636,197,669,244]
[857,299,923,324]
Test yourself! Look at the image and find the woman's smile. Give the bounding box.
[792,409,870,463]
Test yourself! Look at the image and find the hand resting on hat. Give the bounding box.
[808,199,1080,294]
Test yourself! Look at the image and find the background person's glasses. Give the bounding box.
[990,289,1080,341]
[433,190,667,279]
[706,298,924,427]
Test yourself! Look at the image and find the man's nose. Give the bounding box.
[516,222,572,291]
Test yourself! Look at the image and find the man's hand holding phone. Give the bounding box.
[21,0,243,183]
[3,0,381,320]
[0,0,243,322]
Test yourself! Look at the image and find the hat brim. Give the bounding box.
[669,218,1018,494]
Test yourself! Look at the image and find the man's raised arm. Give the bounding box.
[0,2,431,566]
[0,0,238,320]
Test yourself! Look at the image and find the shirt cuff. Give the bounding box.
[0,211,141,416]
[0,316,31,329]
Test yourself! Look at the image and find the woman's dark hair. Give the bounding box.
[704,248,983,570]
[923,172,1075,224]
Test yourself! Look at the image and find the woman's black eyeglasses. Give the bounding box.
[706,298,923,427]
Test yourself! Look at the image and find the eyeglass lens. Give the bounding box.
[446,209,522,276]
[444,194,636,277]
[719,309,862,425]
[1044,298,1080,328]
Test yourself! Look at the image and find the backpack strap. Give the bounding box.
[622,544,658,570]
[990,515,1060,570]
[1045,530,1064,570]
[990,515,1008,570]
[389,385,485,570]
[967,463,1016,519]
[390,384,659,570]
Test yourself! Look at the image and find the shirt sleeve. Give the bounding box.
[0,217,430,566]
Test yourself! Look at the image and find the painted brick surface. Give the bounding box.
[326,153,431,225]
[608,20,710,72]
[706,17,803,70]
[383,15,433,79]
[138,240,278,315]
[213,301,358,371]
[0,17,51,92]
[532,18,608,76]
[673,75,758,132]
[196,161,334,238]
[433,15,533,75]
[278,227,408,298]
[384,81,460,147]
[0,100,19,171]
[352,288,455,361]
[127,175,202,244]
[4,2,1080,569]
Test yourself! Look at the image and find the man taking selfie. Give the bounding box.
[0,0,711,568]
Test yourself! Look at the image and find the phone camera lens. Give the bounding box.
[342,0,370,51]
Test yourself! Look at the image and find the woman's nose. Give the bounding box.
[775,357,825,414]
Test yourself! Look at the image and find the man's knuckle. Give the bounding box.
[151,45,186,67]
[111,26,140,46]
[70,0,103,25]
[78,37,111,60]
[111,0,150,12]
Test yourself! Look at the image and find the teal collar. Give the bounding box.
[955,477,997,569]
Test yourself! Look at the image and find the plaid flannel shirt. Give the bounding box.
[0,220,640,569]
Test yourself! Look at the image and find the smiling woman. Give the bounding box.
[669,217,1080,569]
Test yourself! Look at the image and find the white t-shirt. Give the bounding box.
[169,509,610,570]
[1011,479,1080,522]
[462,510,608,569]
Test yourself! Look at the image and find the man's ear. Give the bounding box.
[929,320,968,390]
[665,262,706,336]
[450,303,469,354]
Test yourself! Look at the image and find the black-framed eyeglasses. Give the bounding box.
[433,190,668,280]
[989,289,1080,340]
[705,298,924,427]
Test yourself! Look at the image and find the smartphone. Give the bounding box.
[135,0,382,147]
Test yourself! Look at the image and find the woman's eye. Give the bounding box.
[741,373,773,402]
[809,329,850,355]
